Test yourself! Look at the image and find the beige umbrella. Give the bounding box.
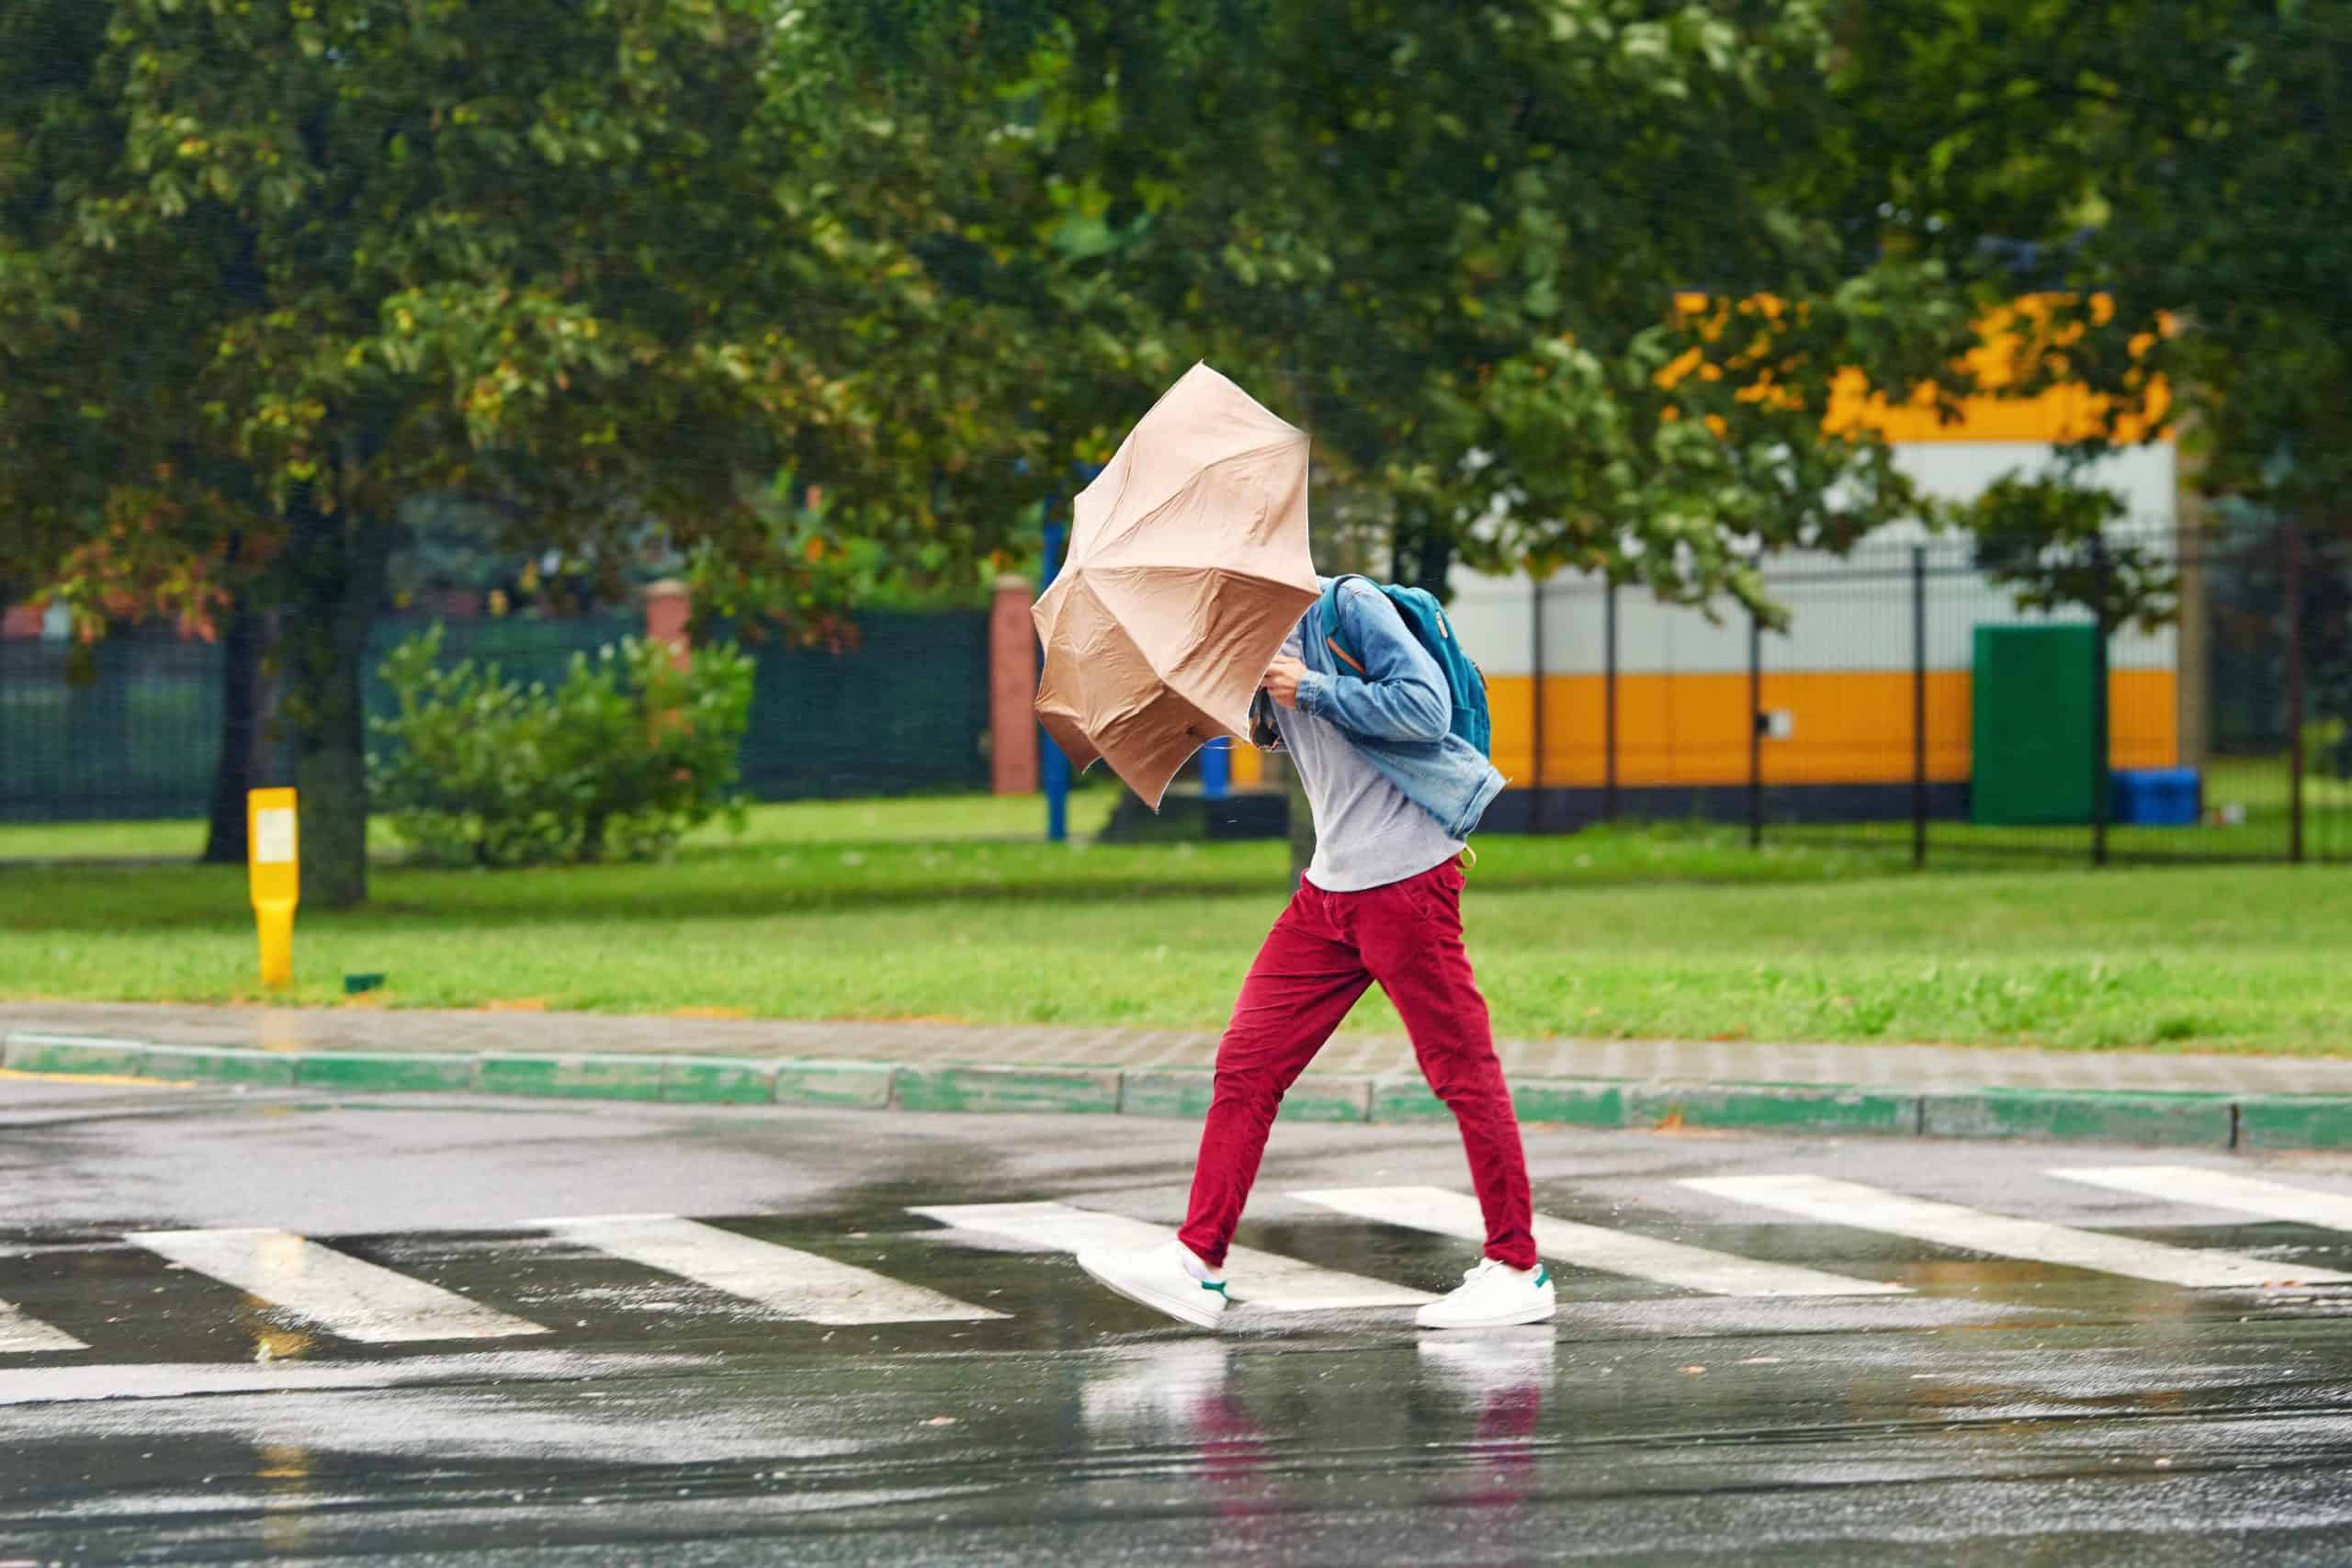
[1033,363,1318,808]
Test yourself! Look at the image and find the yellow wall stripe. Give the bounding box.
[1487,671,2177,787]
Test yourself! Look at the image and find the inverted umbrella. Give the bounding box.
[1033,363,1319,808]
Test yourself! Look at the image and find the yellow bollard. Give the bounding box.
[247,787,299,989]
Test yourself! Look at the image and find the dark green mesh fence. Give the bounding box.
[729,612,990,801]
[0,635,223,823]
[0,608,990,823]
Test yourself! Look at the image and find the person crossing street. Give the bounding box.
[1077,574,1551,1331]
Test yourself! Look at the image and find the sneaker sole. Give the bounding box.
[1415,1298,1557,1331]
[1076,1253,1225,1331]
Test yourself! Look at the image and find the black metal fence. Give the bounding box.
[0,609,989,824]
[1499,519,2350,865]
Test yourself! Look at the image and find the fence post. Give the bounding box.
[1603,580,1620,824]
[1748,608,1763,851]
[1529,573,1546,833]
[988,574,1039,795]
[2286,521,2307,864]
[1912,546,1928,869]
[1040,509,1069,843]
[2090,538,2110,868]
[643,579,691,671]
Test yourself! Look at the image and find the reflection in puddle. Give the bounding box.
[1419,1329,1553,1527]
[1080,1340,1273,1534]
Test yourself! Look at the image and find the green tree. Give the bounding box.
[1,0,1046,903]
[782,0,1995,618]
[1833,0,2351,540]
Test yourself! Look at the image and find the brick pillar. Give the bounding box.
[989,573,1040,794]
[644,579,691,671]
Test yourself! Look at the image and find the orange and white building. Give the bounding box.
[1227,312,2193,827]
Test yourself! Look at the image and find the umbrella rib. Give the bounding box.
[1075,362,1248,567]
[1075,360,1305,550]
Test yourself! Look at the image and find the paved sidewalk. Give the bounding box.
[6,1000,2350,1095]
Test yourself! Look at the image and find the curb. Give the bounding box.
[6,1029,2348,1150]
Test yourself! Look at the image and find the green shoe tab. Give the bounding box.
[1533,1266,1551,1288]
[1201,1279,1229,1297]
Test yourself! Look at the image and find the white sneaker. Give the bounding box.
[1076,1241,1229,1330]
[1415,1258,1555,1330]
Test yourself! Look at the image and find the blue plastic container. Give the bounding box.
[2111,767,2201,827]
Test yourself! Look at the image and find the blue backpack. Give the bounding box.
[1318,576,1492,758]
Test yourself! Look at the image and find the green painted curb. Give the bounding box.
[1920,1088,2233,1147]
[1367,1074,1450,1122]
[2236,1096,2352,1151]
[771,1059,896,1109]
[11,1027,2352,1151]
[1510,1078,1629,1128]
[1372,1076,1636,1129]
[663,1056,780,1105]
[479,1053,668,1100]
[294,1052,479,1093]
[3,1032,153,1077]
[1120,1068,1372,1122]
[138,1043,300,1087]
[893,1065,1120,1115]
[1631,1082,1918,1136]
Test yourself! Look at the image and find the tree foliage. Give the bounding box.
[0,0,1048,902]
[780,0,1996,617]
[1836,0,2352,532]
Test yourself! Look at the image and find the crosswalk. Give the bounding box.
[910,1201,1433,1310]
[534,1213,1005,1325]
[2052,1165,2352,1231]
[1677,1174,2352,1289]
[0,1299,85,1355]
[1291,1185,1908,1298]
[5,1165,2352,1358]
[128,1226,549,1343]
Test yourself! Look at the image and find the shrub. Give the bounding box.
[370,625,754,866]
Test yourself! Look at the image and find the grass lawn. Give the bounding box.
[0,788,1125,863]
[4,793,2346,1055]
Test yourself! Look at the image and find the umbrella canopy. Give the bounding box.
[1033,363,1318,807]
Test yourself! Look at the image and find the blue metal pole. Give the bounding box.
[1040,504,1069,844]
[1200,738,1230,800]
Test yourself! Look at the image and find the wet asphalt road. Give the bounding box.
[7,1075,2352,1565]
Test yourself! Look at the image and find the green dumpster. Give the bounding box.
[1971,624,2097,826]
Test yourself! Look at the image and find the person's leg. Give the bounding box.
[1176,884,1372,1269]
[1358,861,1537,1270]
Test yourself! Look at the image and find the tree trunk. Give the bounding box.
[279,500,394,908]
[199,593,275,864]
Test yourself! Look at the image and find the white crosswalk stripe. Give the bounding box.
[536,1213,1005,1325]
[1290,1185,1907,1298]
[128,1228,550,1343]
[2052,1166,2352,1232]
[16,1161,2352,1361]
[1680,1174,2352,1289]
[910,1201,1434,1310]
[0,1299,85,1354]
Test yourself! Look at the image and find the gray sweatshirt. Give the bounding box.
[1272,624,1465,892]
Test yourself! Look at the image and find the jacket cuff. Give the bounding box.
[1295,671,1332,717]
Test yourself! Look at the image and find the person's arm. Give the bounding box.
[1294,581,1452,743]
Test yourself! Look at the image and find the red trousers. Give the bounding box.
[1177,859,1537,1272]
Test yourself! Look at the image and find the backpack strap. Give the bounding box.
[1318,575,1370,676]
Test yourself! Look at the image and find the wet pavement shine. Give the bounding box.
[6,1077,2352,1564]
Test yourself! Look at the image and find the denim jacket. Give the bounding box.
[1284,575,1506,840]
